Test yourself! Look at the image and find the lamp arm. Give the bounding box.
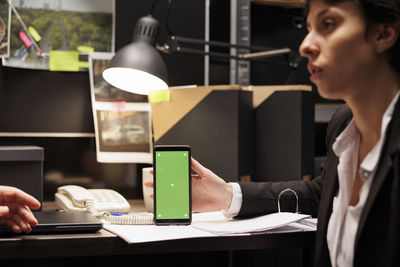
[162,35,292,61]
[167,45,295,68]
[151,0,173,36]
[239,48,292,60]
[172,35,276,52]
[164,43,294,65]
[175,46,241,60]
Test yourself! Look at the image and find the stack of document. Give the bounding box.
[103,211,316,244]
[191,212,312,234]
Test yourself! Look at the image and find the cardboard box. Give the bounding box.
[0,146,44,208]
[150,85,252,182]
[251,85,314,182]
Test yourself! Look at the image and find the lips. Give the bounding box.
[308,64,323,80]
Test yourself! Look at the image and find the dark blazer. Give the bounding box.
[238,101,400,267]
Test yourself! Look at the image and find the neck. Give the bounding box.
[345,64,399,149]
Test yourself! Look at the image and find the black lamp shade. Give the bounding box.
[103,15,168,95]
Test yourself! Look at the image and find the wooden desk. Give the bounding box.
[0,201,316,266]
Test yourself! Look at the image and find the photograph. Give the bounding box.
[2,0,114,70]
[0,0,10,57]
[96,109,151,153]
[89,52,153,164]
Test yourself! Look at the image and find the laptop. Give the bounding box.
[0,211,103,235]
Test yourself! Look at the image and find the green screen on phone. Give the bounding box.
[155,150,190,221]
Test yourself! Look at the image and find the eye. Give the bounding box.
[321,18,336,32]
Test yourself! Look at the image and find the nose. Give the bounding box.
[299,32,319,60]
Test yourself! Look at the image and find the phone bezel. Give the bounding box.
[153,145,192,225]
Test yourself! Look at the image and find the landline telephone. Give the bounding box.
[55,185,153,225]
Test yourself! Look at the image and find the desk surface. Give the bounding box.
[0,200,315,259]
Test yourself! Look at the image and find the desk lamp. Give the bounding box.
[102,15,168,95]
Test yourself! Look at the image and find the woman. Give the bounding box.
[189,0,400,266]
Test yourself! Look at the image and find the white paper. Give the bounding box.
[104,224,215,244]
[268,218,318,233]
[192,211,231,222]
[103,211,314,244]
[103,212,226,243]
[191,212,311,234]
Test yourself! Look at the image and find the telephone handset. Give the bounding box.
[55,185,131,213]
[55,185,153,225]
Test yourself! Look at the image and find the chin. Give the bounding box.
[315,83,342,100]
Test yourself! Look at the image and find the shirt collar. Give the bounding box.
[332,119,359,158]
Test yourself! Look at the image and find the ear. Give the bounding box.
[372,23,399,54]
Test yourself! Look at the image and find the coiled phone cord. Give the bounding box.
[85,199,154,225]
[102,212,154,225]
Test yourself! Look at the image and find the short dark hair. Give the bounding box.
[305,0,400,73]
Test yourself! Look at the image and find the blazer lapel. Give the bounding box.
[355,98,400,245]
[356,155,392,244]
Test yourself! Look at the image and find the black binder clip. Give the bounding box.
[277,188,299,213]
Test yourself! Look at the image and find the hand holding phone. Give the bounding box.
[153,145,191,225]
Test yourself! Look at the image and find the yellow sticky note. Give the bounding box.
[77,45,95,53]
[78,61,89,68]
[49,51,79,72]
[28,26,41,42]
[149,90,171,103]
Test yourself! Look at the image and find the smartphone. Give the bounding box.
[153,145,191,225]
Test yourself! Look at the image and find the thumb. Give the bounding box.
[191,157,208,176]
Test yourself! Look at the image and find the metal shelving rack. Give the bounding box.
[230,0,251,86]
[203,0,251,86]
[204,0,305,86]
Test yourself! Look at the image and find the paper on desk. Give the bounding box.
[267,218,318,233]
[103,211,313,244]
[103,211,235,244]
[191,212,311,235]
[104,224,215,244]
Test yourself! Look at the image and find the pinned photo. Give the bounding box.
[89,52,152,164]
[3,0,115,71]
[0,0,11,58]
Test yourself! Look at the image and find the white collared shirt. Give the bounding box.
[327,92,399,267]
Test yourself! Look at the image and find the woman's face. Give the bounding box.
[299,0,377,100]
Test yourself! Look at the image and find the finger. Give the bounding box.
[0,186,41,210]
[5,219,21,234]
[7,204,38,228]
[11,205,37,233]
[11,212,31,233]
[150,194,153,200]
[191,174,200,180]
[0,206,9,216]
[144,181,153,188]
[150,169,153,175]
[24,224,32,233]
[191,157,206,175]
[20,205,38,227]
